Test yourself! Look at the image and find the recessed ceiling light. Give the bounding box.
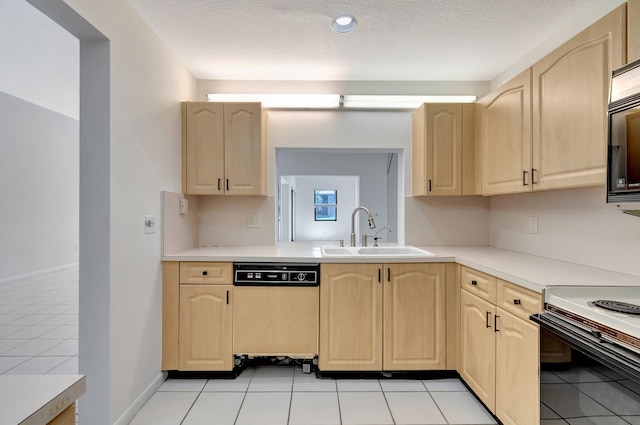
[332,14,357,33]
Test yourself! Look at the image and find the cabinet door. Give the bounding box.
[224,103,264,195]
[179,285,233,371]
[495,310,540,425]
[427,104,463,195]
[184,102,224,195]
[630,0,640,63]
[412,104,464,196]
[480,69,532,195]
[532,6,625,190]
[460,289,496,411]
[319,264,382,371]
[383,263,446,370]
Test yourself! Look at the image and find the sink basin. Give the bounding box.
[321,247,357,256]
[321,245,435,257]
[357,246,435,257]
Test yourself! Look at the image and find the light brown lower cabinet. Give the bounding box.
[495,309,540,425]
[460,289,496,407]
[179,284,233,371]
[319,263,446,371]
[47,403,76,425]
[162,261,235,371]
[460,269,540,425]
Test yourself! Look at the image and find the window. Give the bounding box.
[314,189,337,221]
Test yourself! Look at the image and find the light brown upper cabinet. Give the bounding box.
[629,0,640,63]
[182,102,267,196]
[531,5,625,190]
[412,103,478,196]
[477,5,625,196]
[477,69,532,196]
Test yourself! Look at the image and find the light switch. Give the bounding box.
[528,216,538,234]
[145,215,157,234]
[179,198,188,214]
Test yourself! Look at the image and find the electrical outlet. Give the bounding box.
[145,215,157,234]
[179,198,188,214]
[528,216,538,234]
[247,214,262,228]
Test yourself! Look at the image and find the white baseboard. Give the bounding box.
[112,372,166,425]
[0,262,79,285]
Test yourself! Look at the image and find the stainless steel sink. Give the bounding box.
[321,245,435,257]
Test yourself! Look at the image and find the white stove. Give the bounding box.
[533,286,640,382]
[544,286,640,353]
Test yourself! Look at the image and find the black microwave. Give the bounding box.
[608,58,640,206]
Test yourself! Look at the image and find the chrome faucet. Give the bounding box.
[351,206,376,247]
[373,226,390,246]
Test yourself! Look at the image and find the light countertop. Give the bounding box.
[0,374,85,425]
[162,244,640,294]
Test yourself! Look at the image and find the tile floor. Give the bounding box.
[0,267,79,375]
[130,366,498,425]
[541,364,640,425]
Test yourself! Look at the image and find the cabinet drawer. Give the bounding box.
[497,279,542,321]
[460,266,496,303]
[180,262,232,284]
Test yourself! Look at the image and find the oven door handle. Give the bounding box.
[531,313,640,383]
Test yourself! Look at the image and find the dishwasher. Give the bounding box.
[233,263,320,366]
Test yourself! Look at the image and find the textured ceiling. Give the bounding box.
[128,0,602,81]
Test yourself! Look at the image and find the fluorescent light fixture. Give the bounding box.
[206,94,478,109]
[341,95,478,109]
[206,93,341,108]
[332,15,357,33]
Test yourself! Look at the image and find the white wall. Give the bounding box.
[490,186,640,276]
[33,0,197,423]
[291,176,358,242]
[0,0,79,282]
[0,0,79,120]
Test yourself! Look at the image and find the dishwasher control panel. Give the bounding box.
[233,263,320,286]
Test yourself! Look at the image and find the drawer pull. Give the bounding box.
[202,271,208,276]
[513,299,521,305]
[471,280,478,286]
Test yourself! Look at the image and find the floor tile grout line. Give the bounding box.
[425,390,451,424]
[178,386,205,425]
[380,388,397,425]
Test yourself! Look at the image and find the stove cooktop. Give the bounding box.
[544,286,640,352]
[589,300,640,315]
